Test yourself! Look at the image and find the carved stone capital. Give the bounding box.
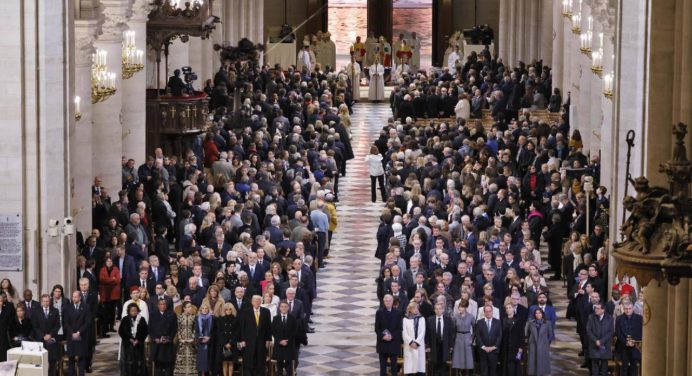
[99,0,132,42]
[130,0,154,23]
[75,19,102,66]
[591,0,616,44]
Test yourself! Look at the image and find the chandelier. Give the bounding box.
[91,49,117,104]
[122,30,144,79]
[579,16,593,55]
[562,0,573,18]
[162,0,205,17]
[603,72,614,99]
[571,0,582,34]
[591,33,604,77]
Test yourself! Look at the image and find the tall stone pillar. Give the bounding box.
[498,0,510,63]
[527,0,539,60]
[72,19,99,242]
[121,0,151,164]
[641,281,668,375]
[551,0,564,91]
[540,0,554,66]
[92,0,129,196]
[225,0,264,44]
[515,0,525,63]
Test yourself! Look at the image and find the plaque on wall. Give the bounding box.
[0,214,22,271]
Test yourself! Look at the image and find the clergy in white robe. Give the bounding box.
[368,60,385,101]
[323,32,336,70]
[447,46,460,71]
[346,56,361,101]
[297,44,313,73]
[365,32,379,67]
[410,32,421,72]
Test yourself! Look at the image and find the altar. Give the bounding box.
[265,41,296,69]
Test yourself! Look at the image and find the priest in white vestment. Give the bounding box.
[410,32,421,72]
[346,55,361,101]
[297,43,313,73]
[368,57,385,102]
[447,46,461,71]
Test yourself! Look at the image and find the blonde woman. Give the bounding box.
[201,285,226,317]
[402,302,426,375]
[216,303,238,376]
[365,145,386,202]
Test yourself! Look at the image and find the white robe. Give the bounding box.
[402,317,426,374]
[347,62,361,100]
[365,36,378,66]
[324,40,336,69]
[368,63,385,101]
[297,50,313,72]
[410,37,421,71]
[454,98,471,120]
[447,51,460,71]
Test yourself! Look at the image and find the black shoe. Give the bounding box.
[578,351,584,356]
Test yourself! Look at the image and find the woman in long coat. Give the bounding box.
[119,303,148,376]
[401,302,426,375]
[174,302,197,375]
[451,300,474,374]
[216,303,237,376]
[0,293,15,361]
[501,303,525,376]
[196,303,215,376]
[98,257,121,334]
[525,307,553,376]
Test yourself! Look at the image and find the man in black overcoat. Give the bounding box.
[238,295,272,376]
[63,291,92,376]
[149,299,177,376]
[32,294,61,376]
[374,295,403,376]
[615,302,642,376]
[272,301,298,376]
[476,305,503,376]
[426,301,455,376]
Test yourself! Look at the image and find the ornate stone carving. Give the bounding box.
[74,19,103,66]
[130,0,154,23]
[613,123,692,286]
[590,0,616,44]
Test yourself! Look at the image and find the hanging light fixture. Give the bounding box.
[91,49,117,104]
[571,0,582,34]
[122,30,144,79]
[562,0,573,18]
[603,72,614,99]
[591,32,604,77]
[74,96,82,121]
[579,16,593,55]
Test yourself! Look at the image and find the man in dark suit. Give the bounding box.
[283,287,307,352]
[19,289,39,320]
[208,233,232,260]
[615,302,642,376]
[586,303,614,376]
[230,286,248,314]
[182,276,207,308]
[375,295,402,376]
[149,283,174,313]
[33,294,61,376]
[241,252,266,289]
[426,301,455,376]
[153,226,171,268]
[82,235,105,271]
[149,299,177,376]
[238,295,272,376]
[113,245,137,304]
[272,301,298,376]
[78,278,98,372]
[476,305,502,376]
[148,255,167,285]
[135,269,156,297]
[64,290,92,376]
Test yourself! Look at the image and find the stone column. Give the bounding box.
[552,0,564,91]
[669,281,690,375]
[540,0,554,66]
[72,19,99,243]
[225,0,264,44]
[92,0,129,196]
[508,0,517,65]
[515,0,525,63]
[527,0,539,60]
[641,281,668,375]
[121,0,151,164]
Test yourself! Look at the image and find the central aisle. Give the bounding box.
[297,103,390,375]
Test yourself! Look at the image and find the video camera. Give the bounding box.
[181,66,197,93]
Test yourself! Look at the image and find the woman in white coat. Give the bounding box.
[454,93,471,121]
[365,145,386,202]
[402,302,426,376]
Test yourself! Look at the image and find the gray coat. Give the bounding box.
[451,312,474,370]
[586,313,614,359]
[525,319,553,376]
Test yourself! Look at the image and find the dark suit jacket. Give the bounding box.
[154,235,171,267]
[475,317,503,351]
[230,297,248,314]
[241,263,266,289]
[425,315,455,363]
[113,254,138,289]
[31,306,61,361]
[148,296,174,313]
[148,266,168,284]
[615,313,642,360]
[18,300,40,319]
[586,313,614,359]
[271,314,298,361]
[375,307,403,355]
[238,307,272,368]
[63,303,92,357]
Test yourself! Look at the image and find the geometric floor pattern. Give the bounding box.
[91,100,586,375]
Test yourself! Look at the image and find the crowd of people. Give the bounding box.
[0,47,369,376]
[371,51,643,376]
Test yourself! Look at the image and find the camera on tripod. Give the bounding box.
[181,66,197,93]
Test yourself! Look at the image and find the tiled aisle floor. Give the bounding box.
[92,101,585,375]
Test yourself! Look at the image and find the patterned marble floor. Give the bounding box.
[91,101,586,375]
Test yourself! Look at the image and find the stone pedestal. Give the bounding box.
[641,281,667,375]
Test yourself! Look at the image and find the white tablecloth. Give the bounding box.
[265,41,296,69]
